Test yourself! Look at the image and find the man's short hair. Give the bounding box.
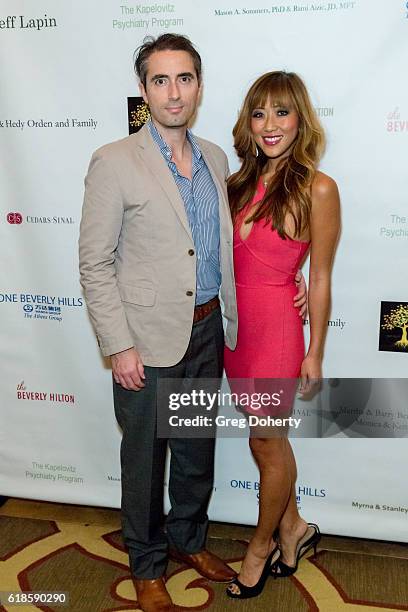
[134,33,202,86]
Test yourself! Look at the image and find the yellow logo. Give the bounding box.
[129,102,150,129]
[382,304,408,349]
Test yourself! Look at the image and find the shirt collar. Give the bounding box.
[148,119,202,162]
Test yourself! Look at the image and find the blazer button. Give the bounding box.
[186,290,194,296]
[188,249,195,256]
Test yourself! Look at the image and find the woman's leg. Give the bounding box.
[228,436,290,592]
[275,439,309,566]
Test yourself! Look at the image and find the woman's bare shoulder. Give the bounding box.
[311,170,338,199]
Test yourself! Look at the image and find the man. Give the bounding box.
[79,34,237,611]
[79,34,305,611]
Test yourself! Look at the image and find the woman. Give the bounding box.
[224,71,340,599]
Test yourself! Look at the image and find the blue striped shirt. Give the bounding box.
[148,120,221,305]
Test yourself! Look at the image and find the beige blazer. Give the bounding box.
[79,123,238,366]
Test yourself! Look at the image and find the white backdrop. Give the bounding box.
[1,0,407,542]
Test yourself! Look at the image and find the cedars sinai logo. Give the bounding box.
[379,302,408,352]
[7,212,23,224]
[6,212,74,225]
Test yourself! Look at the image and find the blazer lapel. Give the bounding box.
[134,124,193,240]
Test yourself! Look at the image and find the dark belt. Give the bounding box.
[193,296,220,324]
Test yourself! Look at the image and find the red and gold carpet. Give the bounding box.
[1,499,407,611]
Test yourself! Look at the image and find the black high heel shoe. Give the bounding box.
[270,523,321,578]
[226,546,280,599]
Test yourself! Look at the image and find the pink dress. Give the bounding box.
[224,180,310,416]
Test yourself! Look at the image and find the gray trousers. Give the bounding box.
[113,307,224,579]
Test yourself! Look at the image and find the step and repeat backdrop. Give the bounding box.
[1,1,407,541]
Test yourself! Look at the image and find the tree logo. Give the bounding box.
[379,302,408,352]
[127,97,150,135]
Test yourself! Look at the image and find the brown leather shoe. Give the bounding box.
[169,548,237,583]
[134,577,174,611]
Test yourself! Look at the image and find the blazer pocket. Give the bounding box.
[118,283,156,307]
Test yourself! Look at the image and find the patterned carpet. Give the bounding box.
[1,499,407,611]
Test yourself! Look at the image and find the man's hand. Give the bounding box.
[111,347,145,391]
[294,270,308,319]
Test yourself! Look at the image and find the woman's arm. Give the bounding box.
[301,171,341,388]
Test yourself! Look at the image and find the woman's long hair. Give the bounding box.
[228,71,325,239]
